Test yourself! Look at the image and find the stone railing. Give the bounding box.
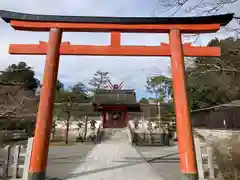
[0,138,33,179]
[127,124,134,144]
[0,130,28,142]
[194,128,240,140]
[194,137,216,179]
[96,123,104,144]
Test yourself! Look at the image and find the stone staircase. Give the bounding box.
[102,128,129,142]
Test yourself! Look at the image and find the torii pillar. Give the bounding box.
[170,30,196,180]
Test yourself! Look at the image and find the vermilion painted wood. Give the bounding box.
[102,111,128,128]
[6,16,228,179]
[10,20,220,33]
[29,28,62,174]
[9,42,221,57]
[101,112,106,128]
[169,29,197,174]
[111,31,121,46]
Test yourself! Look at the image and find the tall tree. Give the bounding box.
[54,82,91,144]
[88,70,111,89]
[146,75,173,102]
[54,90,76,144]
[139,97,149,104]
[56,80,64,92]
[71,82,88,94]
[0,62,39,132]
[0,61,40,91]
[187,37,240,110]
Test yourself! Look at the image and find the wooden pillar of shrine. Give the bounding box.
[123,111,128,126]
[28,28,62,180]
[101,111,107,128]
[169,29,197,180]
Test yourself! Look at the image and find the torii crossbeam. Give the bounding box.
[0,10,234,180]
[9,41,220,56]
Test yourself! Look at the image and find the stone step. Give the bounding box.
[102,128,129,142]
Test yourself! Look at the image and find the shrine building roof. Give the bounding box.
[92,89,137,106]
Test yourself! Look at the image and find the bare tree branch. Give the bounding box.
[156,0,238,15]
[0,96,37,117]
[172,0,189,15]
[0,99,25,117]
[188,63,240,77]
[155,0,240,36]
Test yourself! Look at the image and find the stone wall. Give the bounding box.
[53,120,101,141]
[194,128,240,141]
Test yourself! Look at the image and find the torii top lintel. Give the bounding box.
[0,10,234,33]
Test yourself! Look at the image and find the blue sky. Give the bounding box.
[0,0,239,100]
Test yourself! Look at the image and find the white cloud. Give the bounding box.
[0,0,238,99]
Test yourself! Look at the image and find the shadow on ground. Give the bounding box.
[1,142,181,180]
[46,142,95,180]
[62,148,180,180]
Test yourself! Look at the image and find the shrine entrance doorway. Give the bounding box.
[92,85,140,129]
[0,10,233,180]
[102,111,128,128]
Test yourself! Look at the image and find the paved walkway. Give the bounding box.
[46,143,95,179]
[137,146,181,180]
[64,128,163,180]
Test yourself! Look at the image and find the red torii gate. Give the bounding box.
[0,10,233,180]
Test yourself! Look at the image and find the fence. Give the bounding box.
[191,105,240,130]
[194,128,240,140]
[194,137,216,180]
[0,137,33,180]
[129,130,171,146]
[127,124,133,144]
[0,130,28,141]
